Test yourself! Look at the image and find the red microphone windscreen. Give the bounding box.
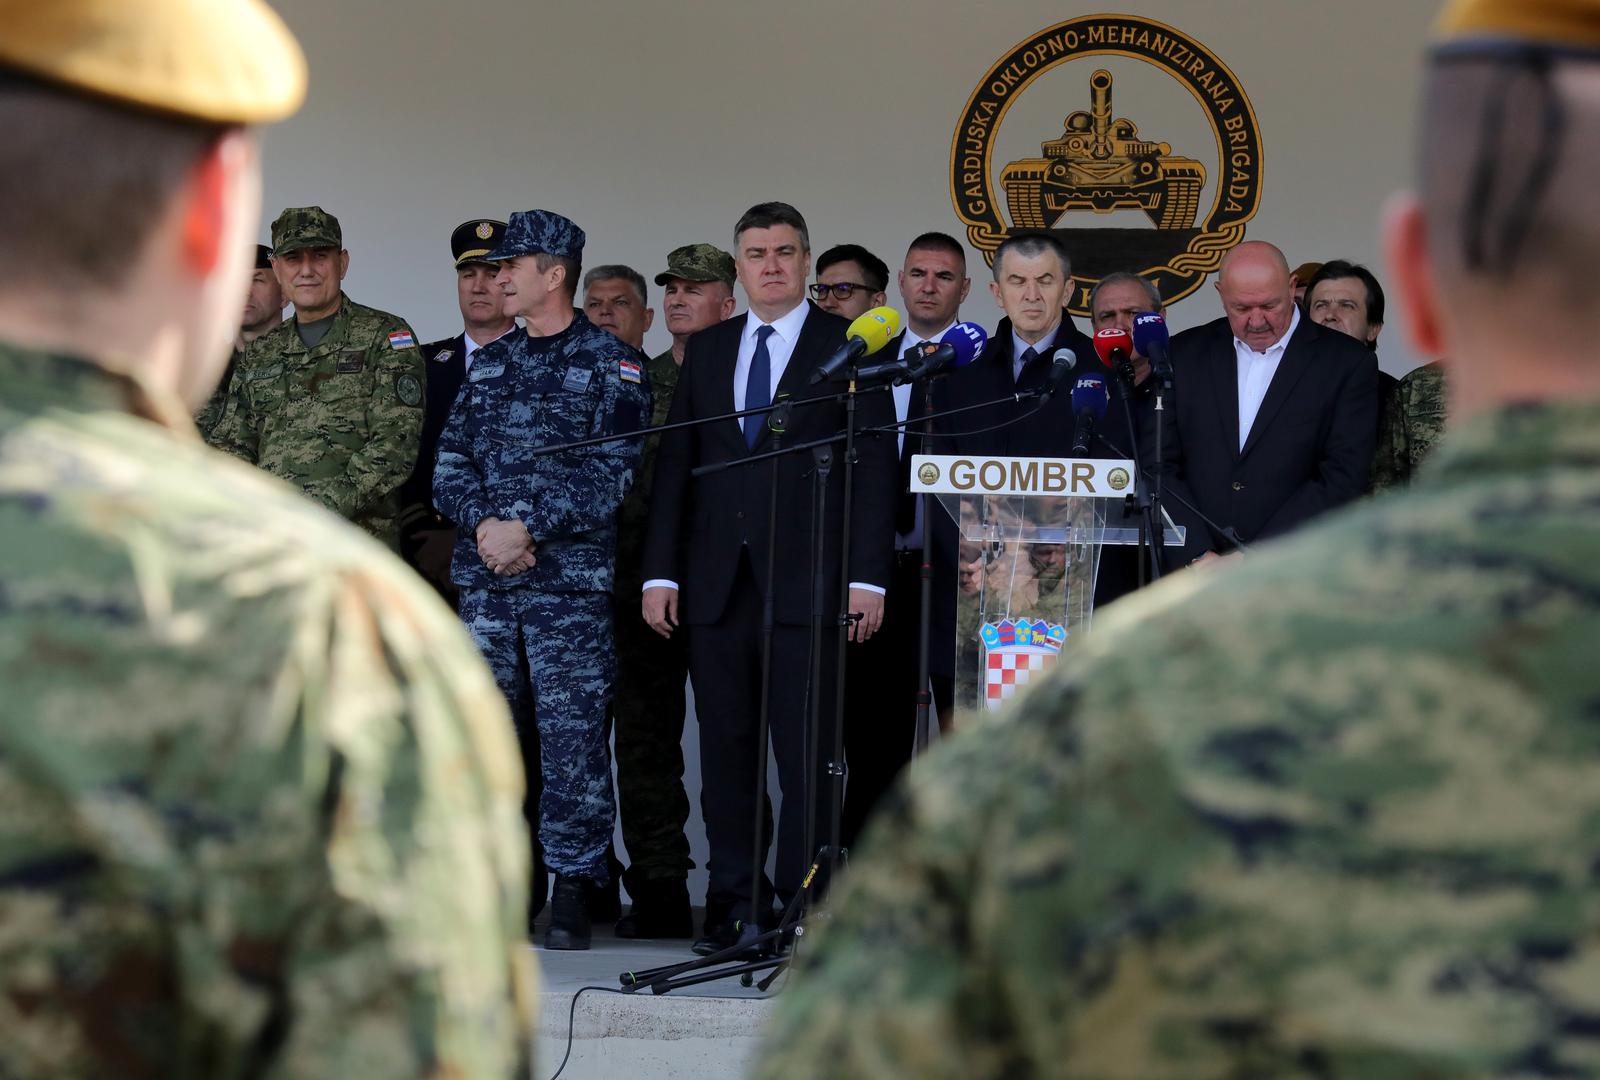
[1092,327,1132,369]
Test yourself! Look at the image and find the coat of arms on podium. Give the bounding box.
[980,618,1068,711]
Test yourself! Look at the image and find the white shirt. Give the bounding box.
[462,325,515,371]
[732,302,809,412]
[1234,305,1299,451]
[894,324,954,551]
[644,301,885,595]
[1010,325,1059,383]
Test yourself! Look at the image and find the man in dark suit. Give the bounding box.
[399,219,516,602]
[1159,240,1378,566]
[1086,271,1167,607]
[642,202,897,953]
[929,233,1094,719]
[839,232,971,851]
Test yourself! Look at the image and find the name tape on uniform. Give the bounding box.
[910,455,1136,498]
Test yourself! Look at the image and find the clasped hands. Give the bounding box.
[477,516,536,576]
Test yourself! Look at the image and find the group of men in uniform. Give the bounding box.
[193,175,1454,959]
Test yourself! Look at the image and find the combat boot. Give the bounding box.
[544,876,592,951]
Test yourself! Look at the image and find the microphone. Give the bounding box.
[809,306,902,384]
[1036,347,1077,401]
[1092,326,1133,372]
[1070,371,1110,455]
[860,320,991,384]
[1132,311,1173,381]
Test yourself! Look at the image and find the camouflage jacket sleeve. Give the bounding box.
[301,318,425,520]
[263,566,536,1078]
[432,375,498,533]
[205,343,261,461]
[519,351,651,542]
[1369,372,1409,493]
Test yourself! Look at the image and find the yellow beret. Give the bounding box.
[0,0,306,124]
[1435,0,1600,51]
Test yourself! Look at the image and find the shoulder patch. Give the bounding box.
[387,329,417,350]
[432,348,455,364]
[396,373,423,406]
[619,357,642,384]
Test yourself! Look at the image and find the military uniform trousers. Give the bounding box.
[460,586,615,882]
[611,594,693,889]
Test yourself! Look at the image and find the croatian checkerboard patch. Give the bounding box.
[619,358,642,384]
[387,329,416,350]
[980,618,1067,712]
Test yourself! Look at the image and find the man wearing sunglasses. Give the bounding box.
[811,244,889,320]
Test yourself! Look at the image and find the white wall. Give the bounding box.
[263,0,1436,375]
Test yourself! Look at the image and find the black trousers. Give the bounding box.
[840,548,924,849]
[688,550,836,925]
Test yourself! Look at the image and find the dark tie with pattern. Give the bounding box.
[743,324,775,448]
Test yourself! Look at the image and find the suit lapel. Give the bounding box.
[1208,326,1241,460]
[1239,318,1315,459]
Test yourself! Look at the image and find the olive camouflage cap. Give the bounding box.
[484,209,585,262]
[654,243,736,287]
[271,206,342,256]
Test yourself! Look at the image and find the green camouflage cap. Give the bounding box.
[270,206,342,255]
[654,243,736,287]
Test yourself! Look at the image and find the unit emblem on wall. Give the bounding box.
[951,14,1264,315]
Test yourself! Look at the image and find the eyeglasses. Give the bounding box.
[809,282,875,300]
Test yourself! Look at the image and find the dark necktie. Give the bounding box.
[895,342,930,535]
[743,324,775,449]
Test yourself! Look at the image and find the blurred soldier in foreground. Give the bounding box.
[211,205,426,550]
[434,210,651,950]
[758,0,1600,1075]
[0,1,533,1076]
[399,218,516,602]
[195,243,284,439]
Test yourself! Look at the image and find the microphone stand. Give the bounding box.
[912,377,936,755]
[1109,355,1162,585]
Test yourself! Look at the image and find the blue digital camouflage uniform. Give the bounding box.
[433,311,650,884]
[757,397,1600,1078]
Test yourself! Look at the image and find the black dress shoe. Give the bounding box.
[615,878,693,939]
[692,917,765,958]
[544,876,592,951]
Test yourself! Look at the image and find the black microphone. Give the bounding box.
[1036,348,1077,401]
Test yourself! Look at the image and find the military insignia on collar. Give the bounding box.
[619,358,642,384]
[432,348,455,364]
[396,373,423,406]
[387,329,417,350]
[475,222,494,240]
[336,349,364,373]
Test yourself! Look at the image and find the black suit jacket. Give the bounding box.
[399,333,469,525]
[1158,314,1378,562]
[642,301,898,626]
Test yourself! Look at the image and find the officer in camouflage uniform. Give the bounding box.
[1374,359,1450,489]
[0,3,533,1076]
[194,243,283,439]
[607,243,737,938]
[434,209,652,950]
[210,206,426,549]
[757,1,1600,1076]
